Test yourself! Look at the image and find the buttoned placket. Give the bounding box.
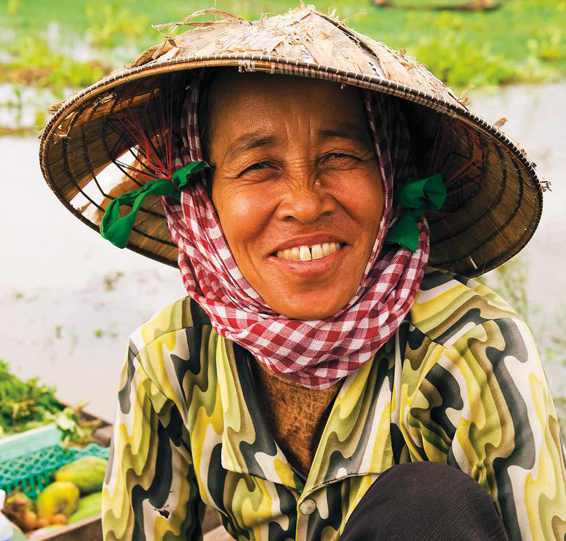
[215,332,397,541]
[293,343,396,540]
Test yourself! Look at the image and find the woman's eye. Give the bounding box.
[239,161,275,177]
[321,152,359,163]
[319,152,360,167]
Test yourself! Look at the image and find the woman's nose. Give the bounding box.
[276,177,336,225]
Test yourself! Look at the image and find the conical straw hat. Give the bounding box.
[39,6,543,277]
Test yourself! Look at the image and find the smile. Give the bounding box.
[276,242,343,262]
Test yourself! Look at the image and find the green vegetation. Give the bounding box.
[491,258,531,324]
[2,36,108,95]
[54,406,103,447]
[0,0,565,133]
[0,360,102,444]
[1,0,565,92]
[0,360,63,436]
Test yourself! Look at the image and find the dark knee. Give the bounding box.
[378,462,488,503]
[341,463,508,541]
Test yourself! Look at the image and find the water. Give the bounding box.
[470,83,566,400]
[0,138,185,421]
[0,82,565,422]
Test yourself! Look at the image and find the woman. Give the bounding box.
[39,7,565,541]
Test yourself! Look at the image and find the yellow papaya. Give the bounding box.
[36,481,80,518]
[68,492,102,524]
[55,456,107,494]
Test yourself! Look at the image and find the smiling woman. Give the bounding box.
[208,72,384,320]
[38,6,565,541]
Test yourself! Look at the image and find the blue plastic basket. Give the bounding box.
[0,440,109,499]
[0,425,62,462]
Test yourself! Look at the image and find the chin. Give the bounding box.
[268,295,351,321]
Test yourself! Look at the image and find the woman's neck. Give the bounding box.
[251,357,341,477]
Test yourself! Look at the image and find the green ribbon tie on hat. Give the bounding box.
[100,160,208,249]
[385,173,447,252]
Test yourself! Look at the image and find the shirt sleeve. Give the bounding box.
[445,317,566,541]
[102,345,205,540]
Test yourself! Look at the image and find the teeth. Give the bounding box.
[276,242,341,261]
[311,244,323,260]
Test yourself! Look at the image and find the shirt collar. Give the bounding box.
[215,334,301,490]
[214,333,395,492]
[303,338,395,493]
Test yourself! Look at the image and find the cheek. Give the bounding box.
[364,180,385,236]
[332,169,385,239]
[212,183,273,257]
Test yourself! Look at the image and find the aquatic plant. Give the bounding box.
[0,37,109,97]
[85,0,150,49]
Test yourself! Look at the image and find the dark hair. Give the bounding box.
[196,69,223,197]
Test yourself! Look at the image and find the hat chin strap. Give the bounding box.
[99,161,209,249]
[385,173,446,252]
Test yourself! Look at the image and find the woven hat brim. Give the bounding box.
[39,54,542,277]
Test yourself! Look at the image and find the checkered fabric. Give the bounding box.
[163,74,430,389]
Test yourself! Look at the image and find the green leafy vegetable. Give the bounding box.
[0,360,63,437]
[54,405,102,447]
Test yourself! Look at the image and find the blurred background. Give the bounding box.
[0,0,564,430]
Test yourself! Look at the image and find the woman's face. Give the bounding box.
[209,73,384,320]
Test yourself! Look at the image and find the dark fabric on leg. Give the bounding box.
[340,462,509,541]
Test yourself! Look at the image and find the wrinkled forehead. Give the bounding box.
[208,70,365,111]
[199,70,372,154]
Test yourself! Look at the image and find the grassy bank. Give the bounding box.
[1,0,565,93]
[0,0,565,134]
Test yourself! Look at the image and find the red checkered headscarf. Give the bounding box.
[163,73,429,389]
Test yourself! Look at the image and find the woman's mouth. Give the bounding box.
[267,240,349,280]
[275,242,343,262]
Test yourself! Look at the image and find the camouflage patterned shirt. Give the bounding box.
[102,270,566,541]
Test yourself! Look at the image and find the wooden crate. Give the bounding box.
[28,506,226,540]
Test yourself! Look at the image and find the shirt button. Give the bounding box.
[299,499,317,515]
